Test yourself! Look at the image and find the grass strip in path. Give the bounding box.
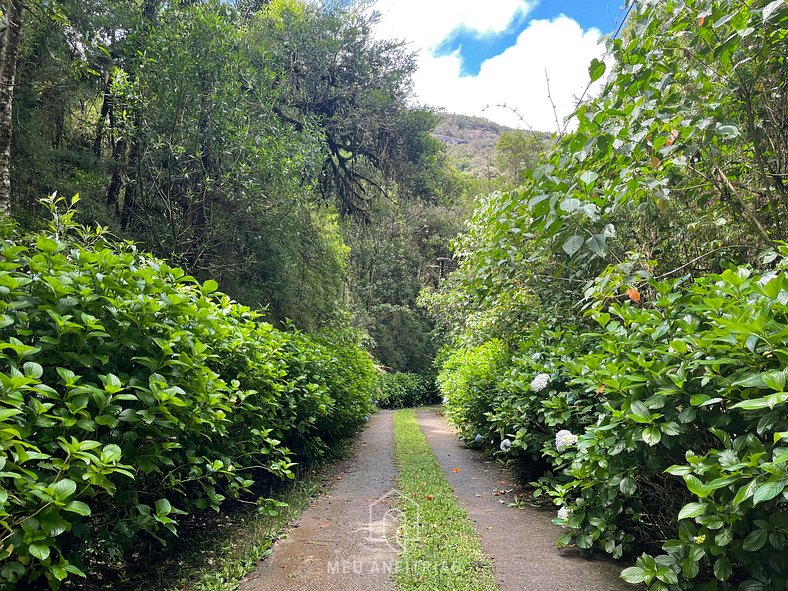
[393,409,499,591]
[416,409,633,591]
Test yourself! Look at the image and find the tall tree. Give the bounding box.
[0,0,22,215]
[253,0,439,218]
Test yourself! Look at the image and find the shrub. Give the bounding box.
[0,198,375,588]
[438,261,788,590]
[376,372,438,409]
[438,339,510,441]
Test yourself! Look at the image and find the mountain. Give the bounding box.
[433,113,511,177]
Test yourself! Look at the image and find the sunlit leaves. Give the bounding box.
[563,235,584,256]
[589,58,606,83]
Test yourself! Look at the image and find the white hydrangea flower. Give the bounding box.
[500,438,512,452]
[442,397,449,405]
[555,429,578,451]
[557,506,571,520]
[530,373,550,392]
[474,434,483,444]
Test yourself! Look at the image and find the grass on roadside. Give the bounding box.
[159,476,322,591]
[82,444,350,591]
[393,409,499,591]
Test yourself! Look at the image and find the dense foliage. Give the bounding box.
[0,199,375,588]
[375,372,438,409]
[427,1,788,590]
[439,261,788,590]
[1,0,456,364]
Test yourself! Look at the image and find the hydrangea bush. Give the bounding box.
[0,199,375,588]
[375,372,438,409]
[438,261,788,590]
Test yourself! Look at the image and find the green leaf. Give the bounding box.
[752,480,785,505]
[665,465,692,476]
[28,543,50,561]
[576,534,592,549]
[681,556,700,579]
[202,279,219,294]
[562,235,584,257]
[629,400,652,423]
[0,408,22,421]
[642,426,661,446]
[690,394,710,406]
[660,421,681,435]
[155,498,172,516]
[36,236,63,254]
[560,198,582,213]
[733,480,757,506]
[742,529,768,552]
[41,515,70,537]
[585,234,607,257]
[620,566,646,584]
[678,502,707,520]
[683,474,708,497]
[762,0,784,22]
[732,397,771,410]
[655,566,678,585]
[734,372,771,388]
[579,171,599,188]
[620,476,637,495]
[589,58,606,82]
[713,556,732,581]
[698,514,725,529]
[102,444,122,463]
[51,478,77,501]
[715,528,733,546]
[64,501,91,516]
[716,124,740,139]
[22,362,43,379]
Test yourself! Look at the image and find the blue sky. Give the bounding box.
[434,1,627,76]
[372,0,616,131]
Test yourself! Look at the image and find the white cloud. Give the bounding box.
[371,1,607,132]
[374,0,537,50]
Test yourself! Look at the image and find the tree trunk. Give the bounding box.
[94,72,113,158]
[118,0,158,229]
[0,0,23,216]
[105,136,127,213]
[120,116,140,230]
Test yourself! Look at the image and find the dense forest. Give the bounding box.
[0,0,786,589]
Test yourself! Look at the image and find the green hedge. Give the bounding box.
[439,263,788,590]
[0,201,374,588]
[375,372,438,409]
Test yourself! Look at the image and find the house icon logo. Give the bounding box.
[368,489,421,552]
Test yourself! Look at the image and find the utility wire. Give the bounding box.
[560,0,636,135]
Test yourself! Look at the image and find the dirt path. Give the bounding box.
[240,411,398,591]
[416,409,632,591]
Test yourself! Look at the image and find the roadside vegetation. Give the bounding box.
[0,0,784,589]
[0,199,375,588]
[375,372,439,409]
[425,1,788,590]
